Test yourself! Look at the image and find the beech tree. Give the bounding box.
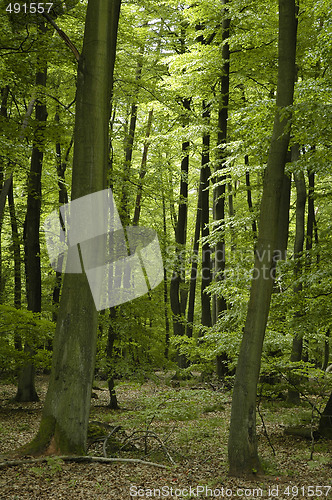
[22,0,121,455]
[228,0,298,475]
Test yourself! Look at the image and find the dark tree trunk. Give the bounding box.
[214,0,230,378]
[276,173,291,262]
[245,157,258,242]
[288,145,306,403]
[7,176,22,350]
[318,391,332,439]
[52,111,71,322]
[186,186,201,338]
[132,109,153,226]
[228,0,297,474]
[162,192,170,358]
[170,98,190,367]
[16,25,48,402]
[322,328,330,371]
[200,101,212,328]
[0,85,9,302]
[106,307,119,410]
[121,47,144,225]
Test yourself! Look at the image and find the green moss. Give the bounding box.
[18,415,56,456]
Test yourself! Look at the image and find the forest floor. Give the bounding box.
[0,373,331,499]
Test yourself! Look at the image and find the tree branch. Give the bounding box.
[42,12,80,62]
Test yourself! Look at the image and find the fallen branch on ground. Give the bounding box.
[0,455,168,470]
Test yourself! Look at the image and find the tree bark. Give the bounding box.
[23,0,121,456]
[245,157,258,243]
[16,22,48,403]
[318,391,332,439]
[132,109,153,226]
[170,98,190,367]
[200,101,212,328]
[214,0,230,377]
[52,111,71,322]
[228,0,297,475]
[120,47,144,225]
[186,186,201,338]
[0,85,9,302]
[288,145,306,404]
[162,189,170,358]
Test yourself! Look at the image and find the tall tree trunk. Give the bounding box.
[186,186,201,338]
[23,0,121,456]
[201,101,212,328]
[52,111,71,322]
[276,172,291,262]
[318,391,332,439]
[170,99,190,367]
[214,0,230,378]
[120,47,144,225]
[162,189,170,358]
[288,145,306,403]
[228,0,297,475]
[16,23,48,402]
[0,85,9,302]
[132,109,153,226]
[322,328,330,371]
[106,307,119,410]
[7,177,22,312]
[245,157,258,242]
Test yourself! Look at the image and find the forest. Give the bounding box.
[0,0,331,497]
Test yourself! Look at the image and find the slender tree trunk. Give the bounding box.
[214,0,230,378]
[201,101,212,328]
[322,328,330,371]
[106,307,119,410]
[170,99,190,367]
[132,109,153,226]
[162,190,170,358]
[318,391,332,438]
[23,0,121,456]
[288,145,306,403]
[52,111,71,322]
[120,47,144,225]
[186,186,201,338]
[0,86,9,302]
[16,23,48,402]
[245,164,258,242]
[7,177,22,311]
[7,175,23,351]
[276,172,291,261]
[228,0,297,475]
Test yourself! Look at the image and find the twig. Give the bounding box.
[119,430,176,465]
[278,370,322,416]
[0,455,167,470]
[103,426,122,458]
[257,387,276,456]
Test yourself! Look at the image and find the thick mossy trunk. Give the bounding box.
[20,0,121,457]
